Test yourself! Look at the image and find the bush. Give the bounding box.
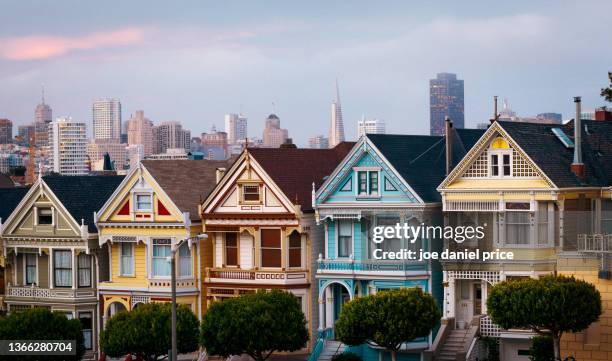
[331,352,363,361]
[530,335,554,361]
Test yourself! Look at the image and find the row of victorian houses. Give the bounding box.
[0,103,610,361]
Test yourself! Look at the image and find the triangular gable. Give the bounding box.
[315,137,422,205]
[439,122,556,190]
[96,163,184,224]
[2,179,82,238]
[202,151,296,215]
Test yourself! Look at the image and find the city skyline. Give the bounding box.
[0,1,611,146]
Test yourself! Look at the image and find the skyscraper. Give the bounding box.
[152,121,191,154]
[34,88,52,148]
[0,119,13,144]
[262,114,288,148]
[126,110,154,156]
[308,135,329,149]
[357,116,386,138]
[429,73,464,136]
[329,79,345,147]
[49,117,88,175]
[92,98,122,142]
[224,113,248,145]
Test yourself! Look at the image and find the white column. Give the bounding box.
[447,277,455,318]
[71,248,76,289]
[318,298,325,331]
[481,280,488,315]
[325,287,334,329]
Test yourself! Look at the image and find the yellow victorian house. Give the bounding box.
[435,100,612,361]
[95,158,234,324]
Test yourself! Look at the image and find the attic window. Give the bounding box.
[136,194,152,211]
[552,128,574,148]
[37,208,53,225]
[243,185,260,202]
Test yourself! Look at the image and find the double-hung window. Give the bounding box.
[54,250,72,287]
[77,254,91,287]
[120,243,134,276]
[242,185,260,202]
[178,243,192,277]
[79,312,93,350]
[288,232,302,268]
[505,212,530,245]
[490,153,511,177]
[376,215,402,252]
[357,170,380,196]
[602,200,612,234]
[37,208,53,225]
[537,202,551,245]
[261,229,281,268]
[136,194,152,211]
[338,220,353,258]
[25,254,37,285]
[225,233,238,266]
[152,239,171,277]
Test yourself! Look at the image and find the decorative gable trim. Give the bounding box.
[438,122,557,190]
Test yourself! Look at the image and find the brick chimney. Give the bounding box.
[595,107,612,121]
[445,116,453,176]
[571,96,585,178]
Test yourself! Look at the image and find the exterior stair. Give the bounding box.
[318,340,346,361]
[435,328,470,361]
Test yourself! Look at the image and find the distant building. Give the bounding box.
[201,126,228,159]
[126,144,144,170]
[87,139,128,172]
[308,135,329,149]
[225,113,248,145]
[34,90,52,148]
[0,119,13,144]
[17,125,34,145]
[49,117,88,175]
[430,72,464,135]
[146,148,188,160]
[262,114,288,148]
[536,112,562,124]
[357,116,386,137]
[126,110,154,156]
[92,98,122,142]
[329,79,345,147]
[499,100,562,124]
[153,121,191,154]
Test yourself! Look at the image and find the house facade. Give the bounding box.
[0,175,124,360]
[313,130,482,361]
[95,159,233,324]
[200,144,353,348]
[436,109,612,360]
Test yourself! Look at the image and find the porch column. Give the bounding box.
[325,287,334,329]
[318,297,325,331]
[481,280,488,315]
[71,249,76,290]
[447,277,455,318]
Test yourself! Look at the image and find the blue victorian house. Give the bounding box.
[312,128,483,361]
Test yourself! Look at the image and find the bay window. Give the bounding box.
[25,254,37,285]
[152,239,171,277]
[77,254,91,287]
[288,232,302,268]
[178,243,192,277]
[53,250,72,287]
[603,200,612,234]
[338,220,353,258]
[537,202,551,245]
[505,212,530,245]
[261,229,281,268]
[225,233,238,266]
[377,215,402,252]
[120,243,134,276]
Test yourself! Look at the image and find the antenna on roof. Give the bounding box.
[272,102,277,114]
[41,84,45,104]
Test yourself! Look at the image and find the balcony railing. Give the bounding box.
[317,259,424,272]
[578,234,612,253]
[7,285,96,299]
[206,268,309,285]
[479,315,501,337]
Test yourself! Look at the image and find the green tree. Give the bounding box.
[335,288,441,361]
[0,307,85,361]
[200,290,308,361]
[487,275,601,361]
[602,71,612,102]
[99,303,199,361]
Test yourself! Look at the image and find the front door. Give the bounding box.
[456,280,474,329]
[474,283,482,316]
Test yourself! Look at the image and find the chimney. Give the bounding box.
[445,116,453,176]
[571,96,585,178]
[490,96,498,124]
[595,107,612,121]
[215,168,226,183]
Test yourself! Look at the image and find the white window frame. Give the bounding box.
[287,232,303,269]
[354,167,381,198]
[23,253,38,286]
[241,184,261,203]
[35,206,54,226]
[336,220,353,259]
[77,253,92,288]
[260,228,282,269]
[489,149,512,178]
[135,193,153,212]
[457,212,480,247]
[177,242,193,278]
[119,242,135,277]
[151,238,172,278]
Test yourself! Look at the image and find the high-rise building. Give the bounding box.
[92,98,122,142]
[308,135,329,149]
[17,125,35,146]
[152,121,191,154]
[32,91,53,149]
[357,116,386,137]
[429,72,465,136]
[224,113,248,145]
[87,139,128,172]
[0,119,13,144]
[49,117,88,175]
[329,79,345,147]
[201,125,228,159]
[126,110,154,156]
[262,114,289,148]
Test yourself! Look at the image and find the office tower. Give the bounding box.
[152,121,191,154]
[225,113,248,145]
[357,116,386,137]
[429,72,465,136]
[126,110,154,156]
[34,88,53,148]
[329,79,345,147]
[49,117,88,175]
[0,119,13,144]
[201,125,228,159]
[308,135,329,149]
[87,139,128,172]
[17,125,35,146]
[92,98,122,142]
[262,114,289,148]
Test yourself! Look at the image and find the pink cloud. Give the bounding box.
[0,27,145,61]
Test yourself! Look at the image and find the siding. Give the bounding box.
[110,242,148,286]
[38,254,49,288]
[239,233,253,269]
[328,222,336,259]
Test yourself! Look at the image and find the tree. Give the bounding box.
[487,275,601,361]
[0,307,85,361]
[99,303,199,361]
[200,290,308,361]
[335,288,441,361]
[602,71,612,102]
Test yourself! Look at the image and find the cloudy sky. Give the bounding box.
[0,1,610,145]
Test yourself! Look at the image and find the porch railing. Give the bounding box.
[479,315,501,337]
[317,259,424,272]
[7,286,96,299]
[578,234,612,253]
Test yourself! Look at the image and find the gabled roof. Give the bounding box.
[0,187,30,221]
[43,175,125,232]
[141,158,237,220]
[499,120,612,187]
[367,128,485,202]
[248,142,355,212]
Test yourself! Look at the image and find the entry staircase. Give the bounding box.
[313,340,345,361]
[435,328,471,361]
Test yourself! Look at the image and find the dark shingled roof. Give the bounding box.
[0,187,30,221]
[43,175,125,232]
[248,142,355,212]
[499,120,612,187]
[0,173,15,188]
[141,158,237,220]
[367,128,485,203]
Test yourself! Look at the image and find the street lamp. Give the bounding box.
[170,233,207,361]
